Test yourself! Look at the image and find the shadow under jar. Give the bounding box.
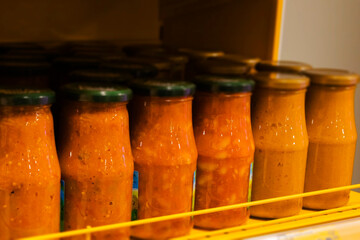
[251,72,309,219]
[0,89,60,239]
[58,83,133,240]
[192,75,255,229]
[303,69,359,210]
[129,80,197,239]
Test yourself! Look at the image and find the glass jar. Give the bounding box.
[58,83,133,240]
[0,61,51,88]
[192,76,255,229]
[303,69,359,209]
[251,72,309,218]
[130,80,197,239]
[255,60,312,74]
[0,89,60,239]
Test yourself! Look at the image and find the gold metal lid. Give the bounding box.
[178,48,224,59]
[304,68,359,86]
[196,58,249,75]
[256,60,312,73]
[253,72,310,90]
[216,54,260,68]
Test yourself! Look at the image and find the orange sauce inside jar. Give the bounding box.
[303,69,359,209]
[130,81,197,239]
[0,90,60,239]
[58,84,133,240]
[192,76,254,229]
[251,73,309,218]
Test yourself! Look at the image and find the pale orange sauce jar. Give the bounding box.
[130,80,197,239]
[0,89,60,239]
[251,72,309,218]
[192,75,255,229]
[303,69,359,209]
[58,83,133,240]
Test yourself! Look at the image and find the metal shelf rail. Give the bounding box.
[19,184,360,240]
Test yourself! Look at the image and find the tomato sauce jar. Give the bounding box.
[251,73,309,218]
[193,75,255,229]
[0,89,60,239]
[58,83,133,240]
[130,80,197,239]
[303,69,359,209]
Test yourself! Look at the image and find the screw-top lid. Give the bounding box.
[129,79,195,97]
[194,75,254,93]
[196,58,250,75]
[215,54,261,68]
[70,70,133,84]
[256,60,312,73]
[0,42,43,54]
[0,54,47,62]
[102,61,158,78]
[53,57,99,71]
[137,49,189,64]
[122,44,164,56]
[0,61,50,76]
[61,82,132,102]
[253,72,310,90]
[0,88,55,106]
[304,68,359,86]
[178,48,224,59]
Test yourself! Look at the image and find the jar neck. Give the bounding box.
[63,101,128,114]
[0,105,52,116]
[306,85,356,114]
[194,92,251,118]
[254,88,306,113]
[131,96,193,131]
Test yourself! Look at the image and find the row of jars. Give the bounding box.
[0,42,359,240]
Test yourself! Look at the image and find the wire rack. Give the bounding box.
[18,184,360,240]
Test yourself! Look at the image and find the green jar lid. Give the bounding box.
[102,62,158,78]
[0,88,55,106]
[70,70,133,84]
[129,79,195,97]
[0,61,50,76]
[61,82,132,102]
[194,75,255,93]
[196,59,250,75]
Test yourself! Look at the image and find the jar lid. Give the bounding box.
[53,57,99,70]
[0,42,43,54]
[128,57,173,71]
[0,54,47,62]
[0,88,55,106]
[122,44,164,56]
[256,60,312,73]
[196,58,250,75]
[304,68,359,86]
[0,61,50,76]
[61,82,132,102]
[129,79,195,97]
[216,54,261,68]
[102,62,158,78]
[178,48,224,59]
[253,72,310,90]
[138,49,189,64]
[194,75,254,93]
[70,70,133,84]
